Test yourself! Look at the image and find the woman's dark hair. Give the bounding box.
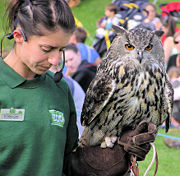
[161,15,176,37]
[173,31,180,43]
[143,2,160,18]
[74,27,87,43]
[105,3,118,14]
[65,43,78,53]
[5,0,75,38]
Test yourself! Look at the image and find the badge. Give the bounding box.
[0,108,25,121]
[49,109,65,127]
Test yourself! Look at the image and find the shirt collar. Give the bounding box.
[0,57,45,88]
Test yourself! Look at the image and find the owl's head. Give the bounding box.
[108,25,164,67]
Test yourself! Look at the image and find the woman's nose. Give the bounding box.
[48,52,60,66]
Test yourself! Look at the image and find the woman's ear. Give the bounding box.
[13,29,27,42]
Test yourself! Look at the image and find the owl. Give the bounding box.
[79,25,173,148]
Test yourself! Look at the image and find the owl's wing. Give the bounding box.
[163,78,174,132]
[81,71,117,126]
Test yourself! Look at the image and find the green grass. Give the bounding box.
[138,129,180,176]
[0,0,180,175]
[72,0,111,44]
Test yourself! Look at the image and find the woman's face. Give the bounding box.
[146,5,156,22]
[175,35,180,52]
[162,25,168,35]
[105,9,113,18]
[13,27,71,79]
[65,50,81,74]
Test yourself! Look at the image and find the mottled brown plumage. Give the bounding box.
[79,26,173,148]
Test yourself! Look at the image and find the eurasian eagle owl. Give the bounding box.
[79,25,173,148]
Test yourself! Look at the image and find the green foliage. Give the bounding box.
[0,0,13,51]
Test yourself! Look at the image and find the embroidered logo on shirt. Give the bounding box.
[49,110,65,127]
[0,108,25,121]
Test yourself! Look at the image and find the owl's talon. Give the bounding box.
[111,136,118,143]
[105,137,114,148]
[100,141,107,148]
[101,136,118,148]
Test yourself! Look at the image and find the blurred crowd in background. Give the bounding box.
[2,0,180,142]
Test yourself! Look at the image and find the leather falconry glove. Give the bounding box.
[118,120,157,161]
[67,121,157,176]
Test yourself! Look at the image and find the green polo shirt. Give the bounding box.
[0,58,78,176]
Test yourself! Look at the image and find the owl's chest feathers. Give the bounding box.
[103,65,166,126]
[116,65,165,94]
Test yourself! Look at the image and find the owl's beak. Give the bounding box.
[137,51,143,63]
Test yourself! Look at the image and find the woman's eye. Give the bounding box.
[125,44,135,50]
[42,48,51,53]
[145,44,153,51]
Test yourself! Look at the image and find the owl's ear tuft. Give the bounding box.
[112,25,127,35]
[153,30,164,38]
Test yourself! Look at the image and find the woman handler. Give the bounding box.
[0,0,78,175]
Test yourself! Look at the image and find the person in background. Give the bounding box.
[69,27,101,65]
[170,75,180,128]
[166,31,180,72]
[98,3,119,30]
[167,66,180,127]
[50,65,85,138]
[0,0,158,175]
[160,15,179,45]
[143,2,161,30]
[163,67,180,150]
[96,3,119,38]
[167,66,180,81]
[160,16,178,62]
[66,0,80,8]
[65,43,97,93]
[64,76,85,138]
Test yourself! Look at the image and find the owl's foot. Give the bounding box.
[100,136,118,148]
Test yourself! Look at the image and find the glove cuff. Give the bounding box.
[70,145,131,176]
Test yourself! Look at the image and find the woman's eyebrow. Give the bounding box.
[39,44,56,49]
[40,44,67,50]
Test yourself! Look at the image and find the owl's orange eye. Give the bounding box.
[145,44,153,51]
[125,44,134,50]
